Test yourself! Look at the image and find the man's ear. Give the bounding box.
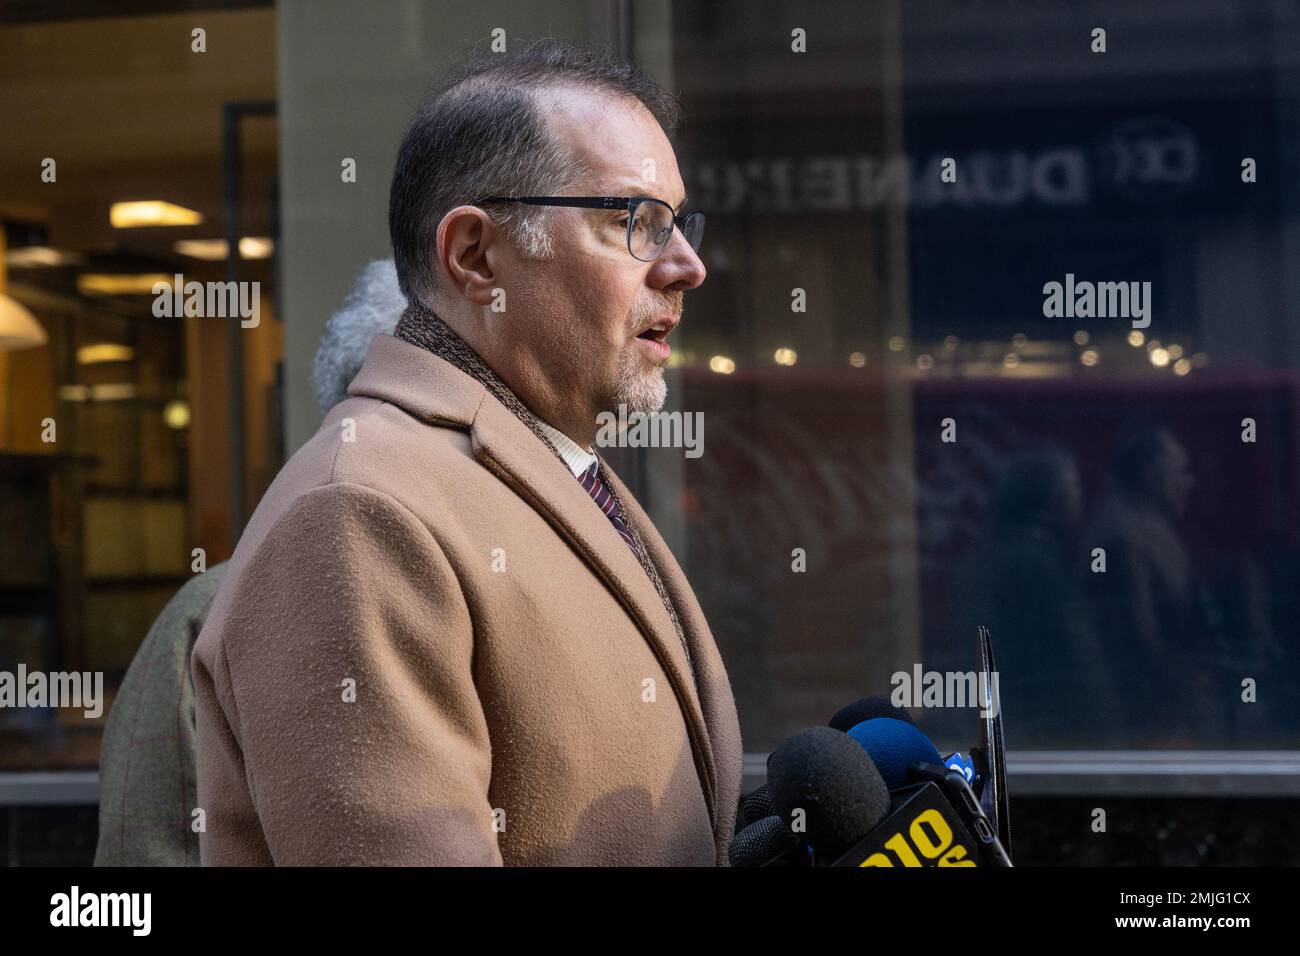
[436,205,499,306]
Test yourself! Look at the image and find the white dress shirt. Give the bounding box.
[536,419,597,478]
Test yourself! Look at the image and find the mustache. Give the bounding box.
[631,292,685,327]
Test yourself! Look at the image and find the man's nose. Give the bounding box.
[649,229,706,290]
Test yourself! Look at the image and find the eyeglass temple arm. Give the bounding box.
[473,196,629,210]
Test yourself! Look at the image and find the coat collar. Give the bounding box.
[348,334,719,824]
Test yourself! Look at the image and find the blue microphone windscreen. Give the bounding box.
[846,717,943,791]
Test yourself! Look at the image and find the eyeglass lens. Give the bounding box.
[629,202,705,261]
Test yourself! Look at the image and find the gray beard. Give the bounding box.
[613,347,668,414]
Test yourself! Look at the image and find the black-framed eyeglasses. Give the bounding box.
[473,196,705,262]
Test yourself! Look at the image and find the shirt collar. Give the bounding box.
[535,419,597,478]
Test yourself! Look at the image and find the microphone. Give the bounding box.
[835,716,1013,867]
[728,814,804,867]
[742,627,1017,868]
[830,697,970,788]
[845,717,942,790]
[738,782,777,829]
[831,625,1014,857]
[766,726,891,863]
[828,695,914,732]
[752,697,920,830]
[737,723,1009,867]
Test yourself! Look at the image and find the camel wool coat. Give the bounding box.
[191,333,743,865]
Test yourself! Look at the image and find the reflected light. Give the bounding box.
[78,273,174,296]
[175,237,275,260]
[239,237,274,259]
[163,400,191,429]
[77,343,135,365]
[6,246,82,268]
[58,383,137,401]
[110,200,203,228]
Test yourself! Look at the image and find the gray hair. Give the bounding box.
[388,38,681,309]
[312,258,405,413]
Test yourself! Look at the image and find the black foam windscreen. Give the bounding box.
[829,696,915,732]
[728,814,799,867]
[766,726,891,859]
[740,783,776,828]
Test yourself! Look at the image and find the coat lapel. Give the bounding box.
[599,465,733,755]
[470,401,716,789]
[600,464,743,852]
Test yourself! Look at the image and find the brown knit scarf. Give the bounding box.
[394,302,694,682]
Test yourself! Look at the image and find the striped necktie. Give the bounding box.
[578,461,638,555]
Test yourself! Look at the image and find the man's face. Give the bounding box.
[482,87,706,441]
